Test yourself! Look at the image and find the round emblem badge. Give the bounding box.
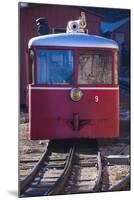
[70,88,83,101]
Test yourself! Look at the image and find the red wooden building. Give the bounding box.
[19,4,104,106]
[101,18,130,76]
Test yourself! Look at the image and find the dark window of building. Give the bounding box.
[52,28,66,34]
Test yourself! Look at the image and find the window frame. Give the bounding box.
[28,48,36,84]
[29,46,118,87]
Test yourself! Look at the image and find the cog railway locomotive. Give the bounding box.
[27,13,119,140]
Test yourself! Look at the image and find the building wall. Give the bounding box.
[111,21,130,76]
[112,21,130,46]
[20,4,103,105]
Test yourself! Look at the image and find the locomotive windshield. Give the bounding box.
[37,49,74,84]
[78,51,112,84]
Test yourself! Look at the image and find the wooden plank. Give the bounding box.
[105,155,130,165]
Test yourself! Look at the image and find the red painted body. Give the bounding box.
[29,86,119,139]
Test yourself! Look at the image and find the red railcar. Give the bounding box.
[27,28,119,140]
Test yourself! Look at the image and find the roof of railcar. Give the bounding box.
[28,33,118,49]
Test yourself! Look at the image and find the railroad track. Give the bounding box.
[20,139,103,197]
[61,142,102,194]
[19,139,130,197]
[101,155,130,192]
[20,140,75,197]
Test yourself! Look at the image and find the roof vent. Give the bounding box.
[36,17,50,35]
[66,12,87,33]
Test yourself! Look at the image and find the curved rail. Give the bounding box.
[118,145,129,155]
[108,173,130,191]
[61,142,103,195]
[20,143,75,197]
[45,146,75,195]
[93,152,102,192]
[20,146,49,194]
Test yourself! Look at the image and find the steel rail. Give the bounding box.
[44,146,75,195]
[118,145,129,155]
[93,152,102,192]
[19,145,49,195]
[108,173,130,191]
[20,140,129,196]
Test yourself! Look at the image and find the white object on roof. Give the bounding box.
[28,33,118,49]
[101,17,129,33]
[66,12,87,33]
[66,20,84,33]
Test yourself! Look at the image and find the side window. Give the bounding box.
[29,49,34,84]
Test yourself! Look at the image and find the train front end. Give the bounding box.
[27,18,119,140]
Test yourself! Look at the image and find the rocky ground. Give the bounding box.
[19,112,48,180]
